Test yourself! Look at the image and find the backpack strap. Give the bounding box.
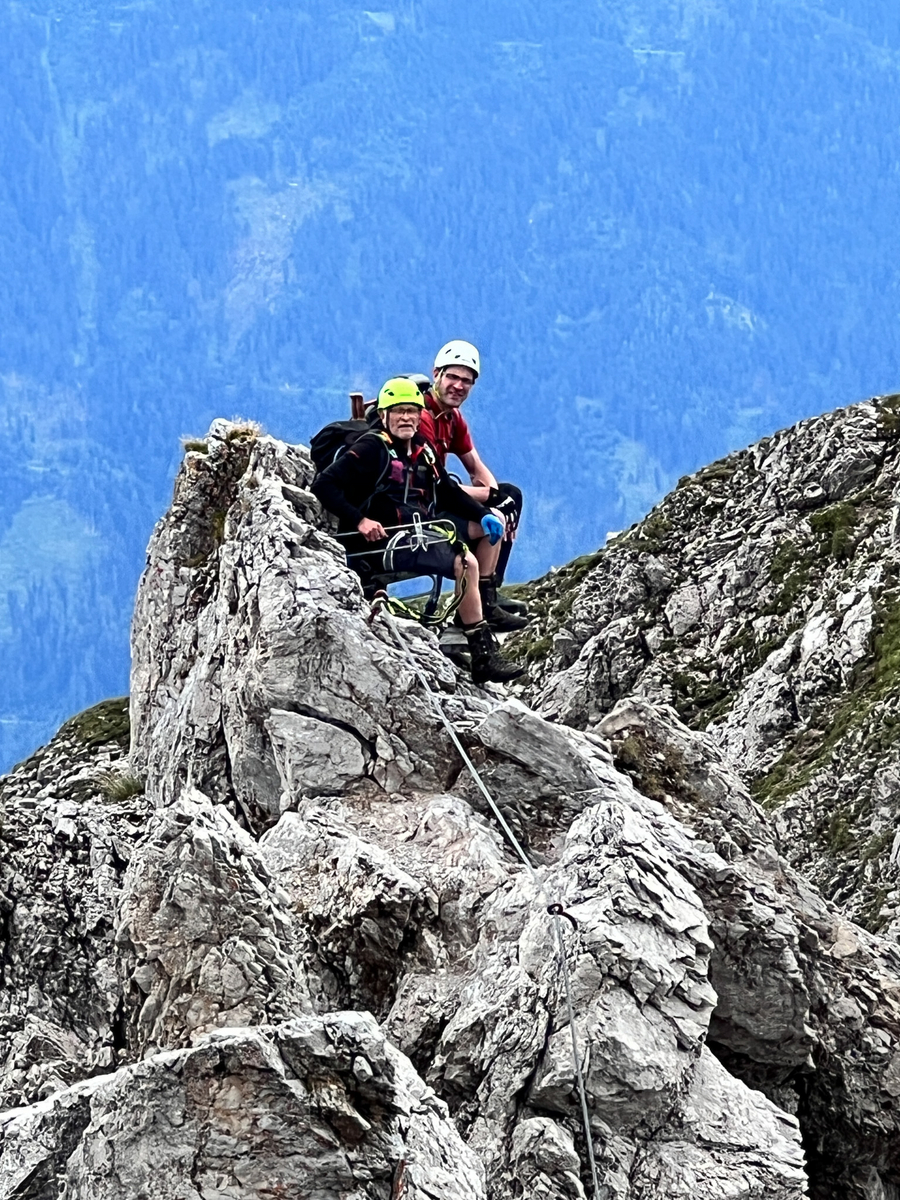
[409,438,440,480]
[355,430,398,516]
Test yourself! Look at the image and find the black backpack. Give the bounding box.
[309,376,431,475]
[309,418,372,474]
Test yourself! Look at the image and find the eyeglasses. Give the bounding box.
[441,371,475,389]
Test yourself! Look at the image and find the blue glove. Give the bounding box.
[481,514,503,545]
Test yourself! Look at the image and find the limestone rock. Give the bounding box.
[129,424,466,825]
[115,789,312,1055]
[4,414,900,1198]
[595,697,900,1197]
[0,700,148,1110]
[627,1048,806,1199]
[0,1014,486,1200]
[518,395,900,932]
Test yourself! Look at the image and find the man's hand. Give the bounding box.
[492,494,519,541]
[357,517,387,542]
[490,506,516,543]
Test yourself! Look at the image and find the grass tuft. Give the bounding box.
[225,420,262,442]
[876,393,900,439]
[96,769,145,802]
[809,502,858,561]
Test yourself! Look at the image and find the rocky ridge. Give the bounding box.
[515,393,900,935]
[0,416,898,1197]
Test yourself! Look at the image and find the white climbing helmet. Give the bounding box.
[433,339,480,379]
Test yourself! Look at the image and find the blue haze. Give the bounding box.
[2,0,900,769]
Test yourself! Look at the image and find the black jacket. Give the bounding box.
[311,429,488,535]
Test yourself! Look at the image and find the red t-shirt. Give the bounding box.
[419,395,474,466]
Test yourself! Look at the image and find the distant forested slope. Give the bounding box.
[2,0,900,768]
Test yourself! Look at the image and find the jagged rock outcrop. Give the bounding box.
[0,700,148,1112]
[1,414,900,1198]
[115,789,313,1056]
[128,420,458,823]
[596,700,900,1196]
[0,1014,485,1199]
[517,393,900,936]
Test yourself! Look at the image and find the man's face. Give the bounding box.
[433,366,476,410]
[384,404,422,440]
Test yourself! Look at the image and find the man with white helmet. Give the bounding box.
[419,340,527,631]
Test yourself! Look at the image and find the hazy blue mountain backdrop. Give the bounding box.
[2,0,900,770]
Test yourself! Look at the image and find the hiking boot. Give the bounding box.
[496,593,528,616]
[480,574,529,632]
[484,604,529,631]
[464,622,525,685]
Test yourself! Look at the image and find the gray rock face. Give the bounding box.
[129,425,459,824]
[0,700,147,1112]
[519,394,900,935]
[0,1014,486,1200]
[594,700,900,1198]
[115,789,313,1056]
[2,414,900,1198]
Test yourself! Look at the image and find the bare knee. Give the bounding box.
[457,550,480,584]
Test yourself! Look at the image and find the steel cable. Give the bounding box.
[375,599,602,1199]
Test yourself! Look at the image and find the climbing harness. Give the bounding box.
[372,599,602,1200]
[381,514,457,574]
[338,517,469,628]
[341,516,459,567]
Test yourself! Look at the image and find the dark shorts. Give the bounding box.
[437,513,477,549]
[388,539,462,578]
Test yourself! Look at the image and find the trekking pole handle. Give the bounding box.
[350,392,366,419]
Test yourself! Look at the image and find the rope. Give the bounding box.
[375,600,602,1199]
[362,522,469,629]
[335,518,454,540]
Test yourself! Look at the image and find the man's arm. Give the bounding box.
[310,436,386,528]
[458,447,498,491]
[434,464,490,525]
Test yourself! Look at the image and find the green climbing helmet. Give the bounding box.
[377,377,426,411]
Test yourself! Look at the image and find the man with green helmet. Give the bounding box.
[311,377,524,685]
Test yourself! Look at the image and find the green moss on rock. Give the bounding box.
[612,730,704,809]
[697,461,738,485]
[59,697,130,750]
[876,393,900,438]
[752,592,900,811]
[634,511,671,552]
[826,809,856,855]
[809,502,858,561]
[769,540,809,584]
[671,668,735,727]
[762,540,813,616]
[521,634,553,662]
[859,886,892,933]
